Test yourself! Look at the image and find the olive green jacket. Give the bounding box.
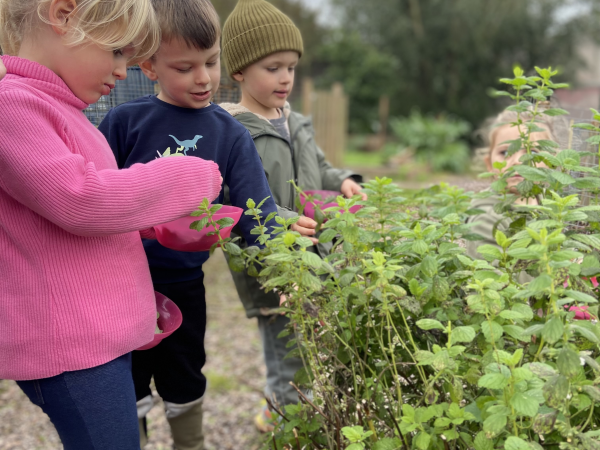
[466,194,533,284]
[220,102,361,318]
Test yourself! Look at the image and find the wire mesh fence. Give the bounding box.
[84,67,241,126]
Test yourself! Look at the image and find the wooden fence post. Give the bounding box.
[303,80,348,168]
[302,78,314,117]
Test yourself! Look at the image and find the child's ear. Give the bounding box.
[140,59,159,81]
[48,0,77,35]
[232,71,244,83]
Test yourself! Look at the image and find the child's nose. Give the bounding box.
[113,60,127,80]
[194,67,210,85]
[506,149,525,168]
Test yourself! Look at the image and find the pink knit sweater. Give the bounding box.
[0,56,222,380]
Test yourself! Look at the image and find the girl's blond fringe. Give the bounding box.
[0,0,160,64]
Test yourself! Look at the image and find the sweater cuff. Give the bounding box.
[140,228,156,240]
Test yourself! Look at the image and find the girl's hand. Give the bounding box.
[291,215,319,245]
[0,59,6,81]
[341,178,367,201]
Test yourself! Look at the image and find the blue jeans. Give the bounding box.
[17,353,140,450]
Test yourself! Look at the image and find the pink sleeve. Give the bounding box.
[0,91,222,236]
[140,228,157,240]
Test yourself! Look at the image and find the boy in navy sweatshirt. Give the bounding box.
[98,1,277,448]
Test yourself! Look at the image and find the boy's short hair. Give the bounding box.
[150,0,220,51]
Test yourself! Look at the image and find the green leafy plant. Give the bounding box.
[196,66,600,449]
[386,110,471,173]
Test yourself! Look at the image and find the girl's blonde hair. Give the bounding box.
[0,0,160,64]
[486,108,569,152]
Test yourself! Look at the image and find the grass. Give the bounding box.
[343,149,386,168]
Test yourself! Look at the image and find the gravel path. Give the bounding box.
[0,250,266,450]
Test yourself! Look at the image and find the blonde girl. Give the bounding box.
[466,110,561,281]
[0,0,222,448]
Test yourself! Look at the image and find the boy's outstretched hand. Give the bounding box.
[341,178,367,201]
[291,215,319,245]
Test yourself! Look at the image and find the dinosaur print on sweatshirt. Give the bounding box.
[169,134,203,155]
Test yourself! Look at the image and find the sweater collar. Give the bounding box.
[1,55,89,110]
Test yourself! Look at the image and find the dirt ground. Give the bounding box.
[0,250,266,450]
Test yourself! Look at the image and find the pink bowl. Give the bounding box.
[300,190,362,221]
[136,291,183,351]
[154,205,243,252]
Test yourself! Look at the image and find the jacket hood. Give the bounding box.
[219,101,292,122]
[219,102,306,139]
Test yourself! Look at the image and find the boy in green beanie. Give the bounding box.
[221,0,365,432]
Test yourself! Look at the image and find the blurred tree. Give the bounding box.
[324,0,600,133]
[314,31,400,132]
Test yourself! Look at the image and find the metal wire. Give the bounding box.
[84,67,242,126]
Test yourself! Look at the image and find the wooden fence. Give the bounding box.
[302,79,349,168]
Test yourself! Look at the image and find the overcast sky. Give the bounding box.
[298,0,335,25]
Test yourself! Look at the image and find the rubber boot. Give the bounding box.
[138,417,148,448]
[167,400,204,450]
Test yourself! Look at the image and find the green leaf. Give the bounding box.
[483,413,508,435]
[296,237,314,248]
[543,108,569,116]
[346,444,364,450]
[557,347,581,379]
[528,274,552,294]
[499,310,525,320]
[564,290,598,304]
[574,177,600,189]
[265,253,296,263]
[550,171,576,185]
[342,426,365,443]
[505,436,531,450]
[416,319,445,331]
[283,233,297,246]
[412,239,428,255]
[551,250,583,262]
[569,325,600,344]
[512,303,534,321]
[474,432,493,450]
[514,165,547,182]
[583,385,600,401]
[511,392,539,417]
[318,228,338,243]
[451,326,476,344]
[434,417,452,428]
[528,362,557,378]
[478,373,509,390]
[543,375,570,408]
[532,410,558,434]
[482,321,504,343]
[373,438,403,450]
[414,432,431,450]
[421,255,438,278]
[301,251,323,270]
[542,316,564,344]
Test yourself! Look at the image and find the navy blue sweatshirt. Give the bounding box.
[99,95,277,283]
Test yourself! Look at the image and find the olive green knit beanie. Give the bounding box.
[222,0,304,76]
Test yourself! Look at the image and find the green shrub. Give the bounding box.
[198,66,600,449]
[387,111,471,174]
